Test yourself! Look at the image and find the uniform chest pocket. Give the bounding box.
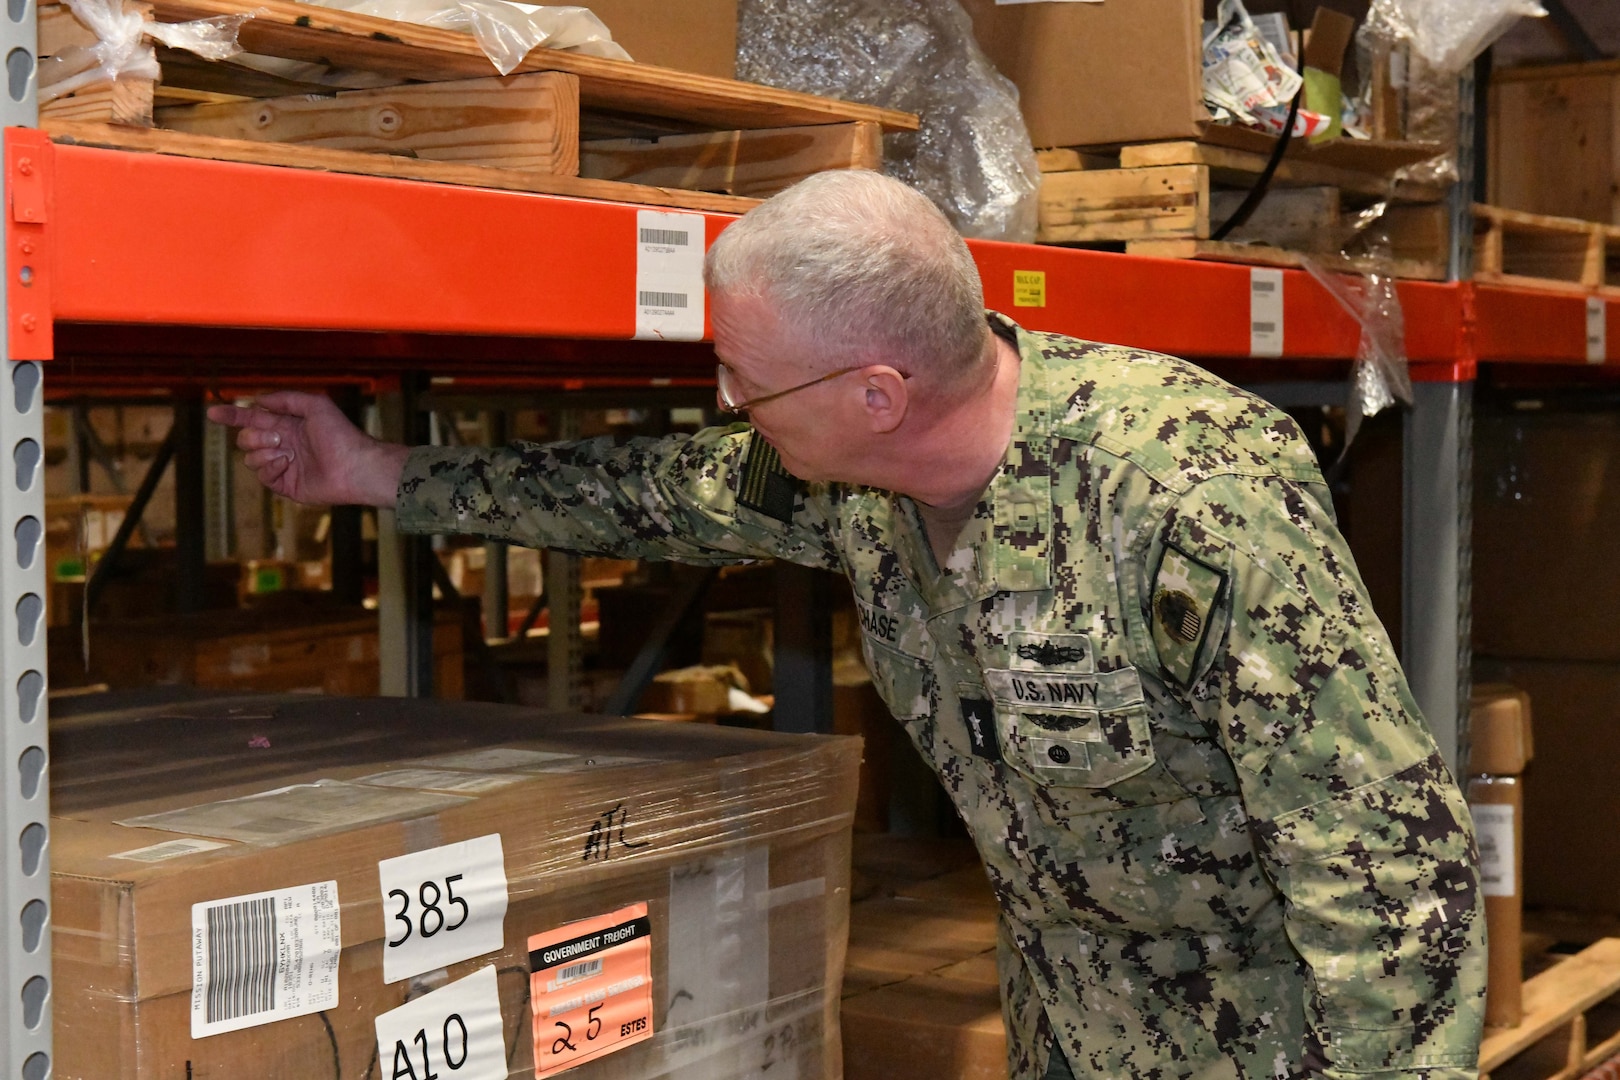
[985,666,1190,806]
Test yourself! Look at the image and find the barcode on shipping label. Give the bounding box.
[548,957,604,992]
[639,227,690,246]
[111,837,230,862]
[192,880,341,1038]
[636,210,705,342]
[1249,268,1284,357]
[1588,297,1606,364]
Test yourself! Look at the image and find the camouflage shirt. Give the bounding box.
[397,312,1485,1080]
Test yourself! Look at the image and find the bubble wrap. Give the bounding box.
[737,0,1039,243]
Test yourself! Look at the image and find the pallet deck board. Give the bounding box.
[1481,938,1620,1080]
[45,119,761,214]
[144,0,918,134]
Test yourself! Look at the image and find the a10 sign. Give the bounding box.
[374,965,506,1080]
[379,834,509,984]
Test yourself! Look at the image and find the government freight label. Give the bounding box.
[528,902,654,1077]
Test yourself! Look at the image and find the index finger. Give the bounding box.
[207,403,284,431]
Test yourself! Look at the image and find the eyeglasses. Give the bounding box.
[715,363,867,414]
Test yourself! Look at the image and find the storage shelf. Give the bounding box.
[17,127,1616,383]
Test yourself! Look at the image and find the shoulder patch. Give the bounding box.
[737,434,799,525]
[1151,542,1228,687]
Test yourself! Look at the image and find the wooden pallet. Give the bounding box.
[1037,136,1450,280]
[1473,204,1620,293]
[1481,938,1620,1080]
[38,0,916,211]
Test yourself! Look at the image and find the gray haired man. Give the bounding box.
[215,170,1486,1080]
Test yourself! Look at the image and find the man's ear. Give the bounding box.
[858,366,909,434]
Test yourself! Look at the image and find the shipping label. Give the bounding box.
[528,902,655,1077]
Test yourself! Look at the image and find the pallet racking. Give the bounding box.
[6,33,1620,1080]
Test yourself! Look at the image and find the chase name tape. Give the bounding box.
[530,914,651,971]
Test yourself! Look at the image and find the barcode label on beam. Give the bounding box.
[636,210,705,342]
[1249,268,1284,357]
[1588,297,1606,364]
[639,228,690,247]
[191,880,342,1038]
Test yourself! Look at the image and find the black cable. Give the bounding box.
[1211,30,1307,241]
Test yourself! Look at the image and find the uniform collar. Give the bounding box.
[894,311,1053,614]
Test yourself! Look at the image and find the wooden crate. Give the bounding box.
[1037,133,1450,280]
[1474,204,1620,293]
[39,0,915,211]
[1489,61,1620,227]
[1481,939,1620,1080]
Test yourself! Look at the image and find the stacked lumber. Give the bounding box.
[1038,126,1451,280]
[38,0,917,211]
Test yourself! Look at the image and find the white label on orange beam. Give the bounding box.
[1249,268,1284,358]
[1588,297,1606,364]
[635,210,706,342]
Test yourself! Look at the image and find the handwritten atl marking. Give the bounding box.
[583,803,650,862]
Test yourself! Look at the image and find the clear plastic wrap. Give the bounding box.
[299,0,629,75]
[1301,246,1412,448]
[737,0,1040,243]
[39,0,250,105]
[1363,0,1546,75]
[50,690,862,1079]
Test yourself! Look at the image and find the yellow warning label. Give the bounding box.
[1013,270,1046,308]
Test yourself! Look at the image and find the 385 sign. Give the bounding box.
[379,834,509,984]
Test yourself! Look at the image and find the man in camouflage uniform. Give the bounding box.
[214,170,1485,1080]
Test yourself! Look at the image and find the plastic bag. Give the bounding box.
[1301,247,1412,449]
[300,0,628,74]
[1363,0,1545,75]
[39,0,250,104]
[737,0,1040,243]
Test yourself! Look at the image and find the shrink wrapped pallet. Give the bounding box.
[49,690,861,1079]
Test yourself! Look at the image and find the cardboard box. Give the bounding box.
[1475,659,1620,917]
[1489,61,1620,225]
[584,0,738,78]
[959,0,1206,149]
[1466,685,1534,1028]
[50,690,861,1079]
[65,605,464,698]
[1474,409,1620,663]
[841,845,1005,1080]
[1470,685,1535,777]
